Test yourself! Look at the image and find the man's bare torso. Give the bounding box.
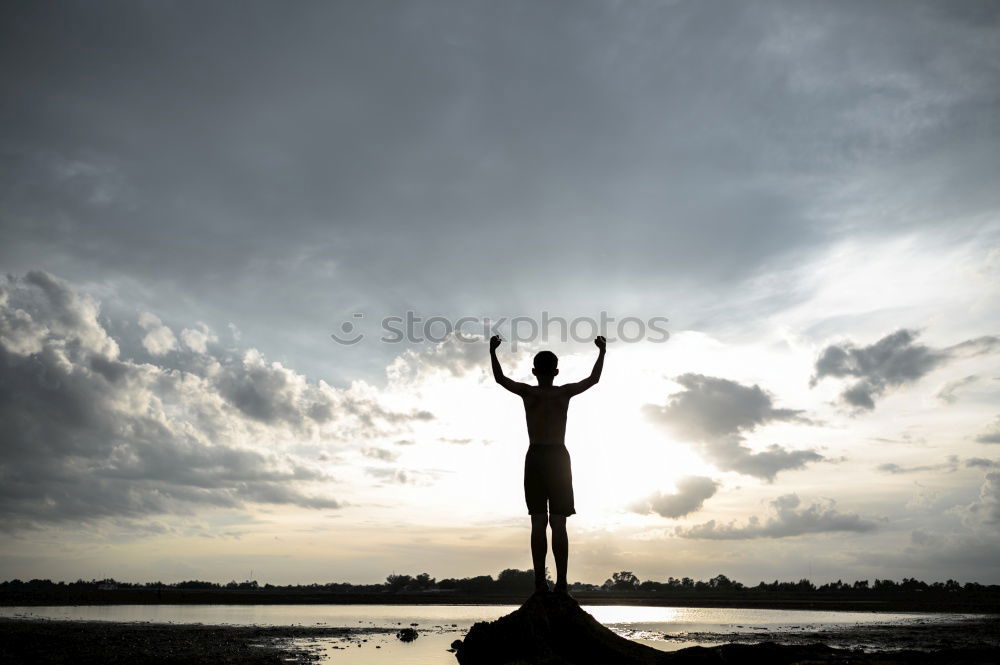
[521,385,572,446]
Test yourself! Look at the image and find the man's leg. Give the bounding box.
[549,514,568,592]
[530,513,548,592]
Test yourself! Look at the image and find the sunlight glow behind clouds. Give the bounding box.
[2,0,1000,584]
[3,260,998,583]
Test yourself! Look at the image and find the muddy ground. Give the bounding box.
[1,616,998,665]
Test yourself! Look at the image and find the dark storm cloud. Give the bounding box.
[643,374,822,481]
[3,2,998,384]
[0,271,429,528]
[676,494,879,539]
[811,330,1000,411]
[630,476,719,519]
[0,2,822,283]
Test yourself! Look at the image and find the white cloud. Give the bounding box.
[365,467,413,485]
[138,311,178,355]
[362,447,400,462]
[386,332,500,384]
[936,375,979,404]
[976,416,1000,444]
[963,472,1000,528]
[180,324,217,353]
[676,493,880,540]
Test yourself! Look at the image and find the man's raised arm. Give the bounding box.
[490,335,530,395]
[564,336,606,396]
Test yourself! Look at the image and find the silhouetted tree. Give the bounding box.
[496,568,537,593]
[609,571,639,591]
[709,574,743,590]
[385,574,413,592]
[407,573,435,591]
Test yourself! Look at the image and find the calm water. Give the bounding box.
[1,604,979,664]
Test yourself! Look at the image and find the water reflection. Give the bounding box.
[2,604,982,665]
[0,603,960,632]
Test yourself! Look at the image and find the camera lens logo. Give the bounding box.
[330,313,365,345]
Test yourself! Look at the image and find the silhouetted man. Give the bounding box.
[490,334,606,594]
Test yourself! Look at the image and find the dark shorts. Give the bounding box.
[524,445,575,516]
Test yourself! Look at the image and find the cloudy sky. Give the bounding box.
[2,1,999,585]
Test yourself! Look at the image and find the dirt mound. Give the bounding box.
[452,592,998,665]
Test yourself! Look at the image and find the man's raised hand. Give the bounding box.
[595,335,607,351]
[490,334,502,351]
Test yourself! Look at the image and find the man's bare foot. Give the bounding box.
[553,581,569,594]
[534,580,550,594]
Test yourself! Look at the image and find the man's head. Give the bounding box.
[532,350,559,379]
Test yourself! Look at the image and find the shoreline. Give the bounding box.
[0,618,375,664]
[2,615,998,665]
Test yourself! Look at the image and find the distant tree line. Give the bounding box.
[2,571,997,598]
[590,571,998,596]
[0,568,542,596]
[0,577,378,594]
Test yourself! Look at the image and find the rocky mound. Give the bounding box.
[455,591,666,665]
[452,592,997,665]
